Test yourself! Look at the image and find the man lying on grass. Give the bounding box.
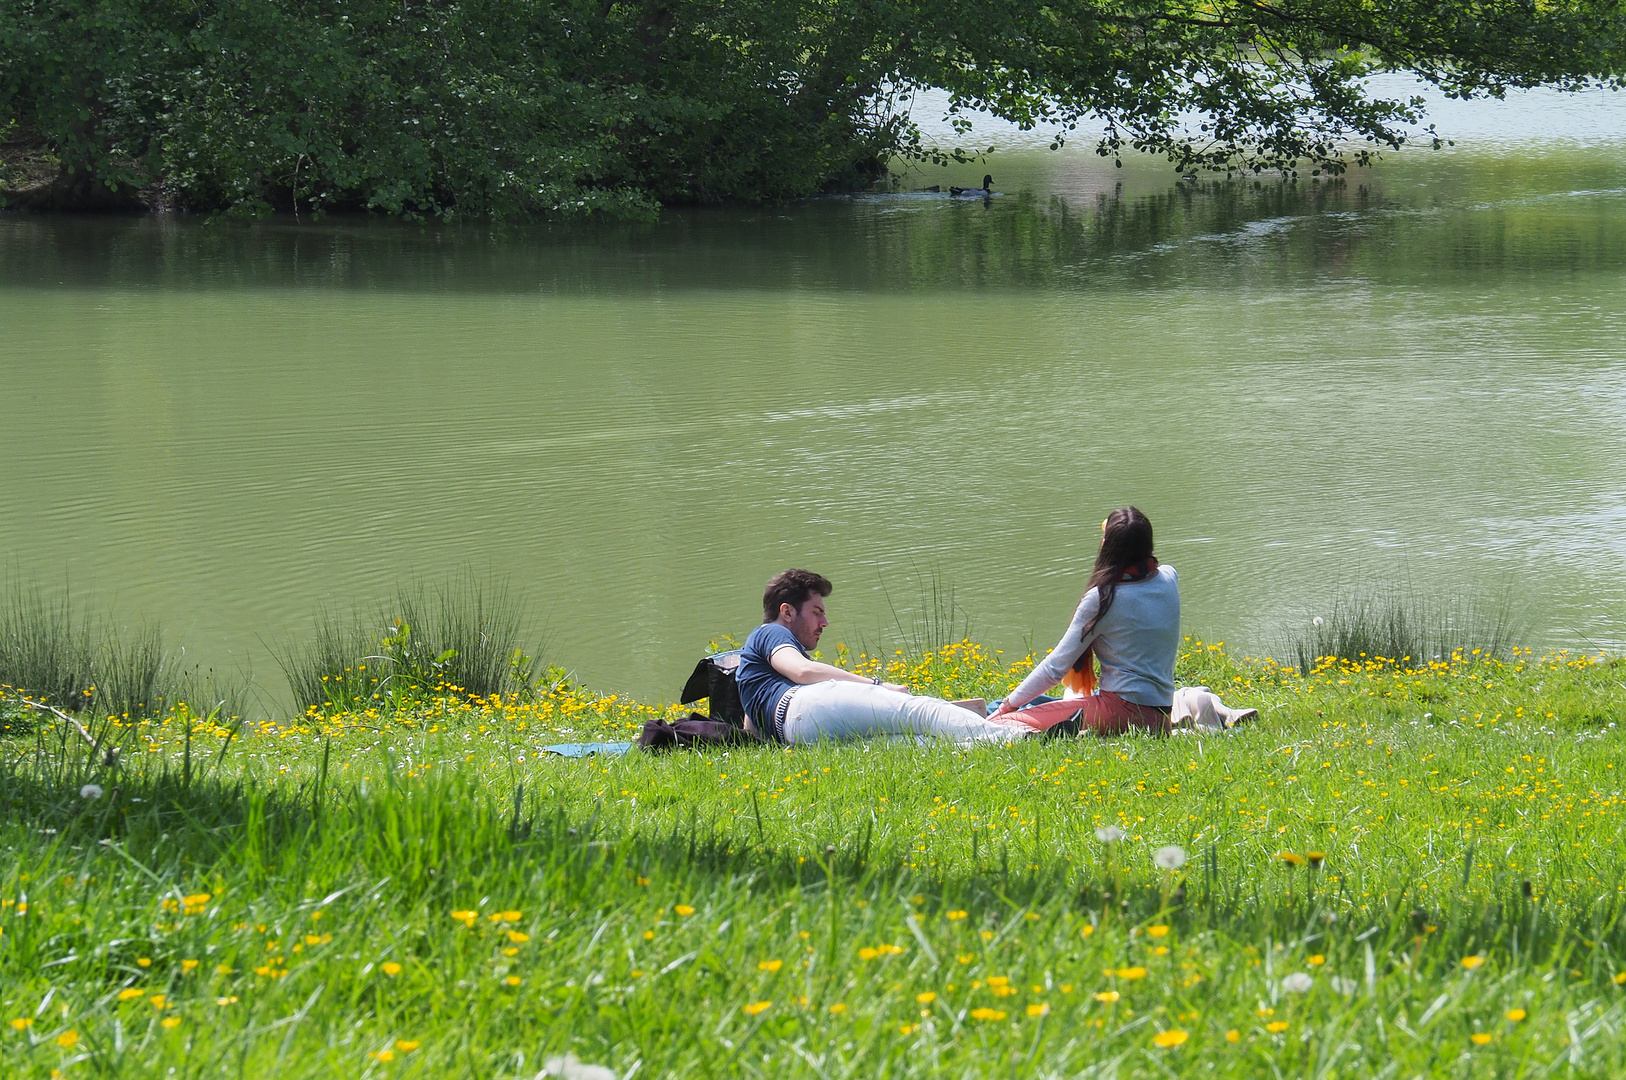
[736,569,1031,745]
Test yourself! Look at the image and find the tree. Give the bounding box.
[1,0,1621,217]
[908,0,1626,175]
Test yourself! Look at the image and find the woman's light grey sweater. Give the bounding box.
[1006,564,1180,708]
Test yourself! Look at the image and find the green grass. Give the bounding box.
[3,639,1626,1078]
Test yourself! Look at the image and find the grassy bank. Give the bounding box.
[4,639,1626,1078]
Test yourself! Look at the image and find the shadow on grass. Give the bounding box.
[5,738,1620,983]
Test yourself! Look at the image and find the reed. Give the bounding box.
[0,580,95,712]
[0,580,243,722]
[1284,586,1526,673]
[276,571,540,713]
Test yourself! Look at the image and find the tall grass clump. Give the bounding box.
[866,570,975,660]
[0,580,234,722]
[0,580,95,711]
[1286,585,1526,672]
[277,571,540,713]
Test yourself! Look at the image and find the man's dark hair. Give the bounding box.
[762,569,832,622]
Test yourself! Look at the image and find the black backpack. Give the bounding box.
[678,649,745,725]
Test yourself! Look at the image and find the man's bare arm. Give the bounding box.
[770,645,906,693]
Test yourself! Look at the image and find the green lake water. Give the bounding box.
[3,86,1625,703]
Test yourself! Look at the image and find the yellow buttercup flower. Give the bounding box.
[507,931,530,943]
[674,905,695,916]
[57,1029,79,1048]
[1115,967,1148,980]
[1093,991,1120,1003]
[117,988,144,1001]
[946,910,968,921]
[1226,1029,1240,1042]
[969,1007,1006,1021]
[1266,1021,1289,1033]
[1147,925,1169,938]
[396,1040,421,1052]
[1506,1009,1526,1021]
[1471,1033,1492,1045]
[758,959,782,972]
[9,1018,33,1030]
[1026,1003,1050,1017]
[1152,1030,1188,1047]
[916,992,936,1004]
[161,1017,181,1030]
[828,1003,847,1014]
[742,1001,772,1016]
[450,910,477,927]
[1307,955,1325,965]
[1461,956,1485,970]
[381,962,402,976]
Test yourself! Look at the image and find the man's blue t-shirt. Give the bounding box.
[737,623,807,739]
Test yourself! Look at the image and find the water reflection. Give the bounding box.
[7,151,1624,298]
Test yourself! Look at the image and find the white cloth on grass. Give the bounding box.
[1171,686,1258,732]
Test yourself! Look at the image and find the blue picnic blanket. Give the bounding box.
[542,742,633,758]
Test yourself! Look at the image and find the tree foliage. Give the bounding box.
[1,0,1622,218]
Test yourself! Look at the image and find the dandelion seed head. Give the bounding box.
[1153,845,1187,870]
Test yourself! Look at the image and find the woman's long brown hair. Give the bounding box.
[1080,506,1155,640]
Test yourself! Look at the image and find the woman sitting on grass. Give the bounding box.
[992,506,1181,736]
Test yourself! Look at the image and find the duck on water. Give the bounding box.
[917,175,994,197]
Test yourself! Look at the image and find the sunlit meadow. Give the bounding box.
[5,639,1626,1078]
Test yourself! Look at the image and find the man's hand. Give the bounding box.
[990,698,1018,717]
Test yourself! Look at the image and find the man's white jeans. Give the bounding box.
[780,681,1028,745]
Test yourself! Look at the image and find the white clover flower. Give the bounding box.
[1282,972,1314,993]
[1153,845,1187,870]
[1312,616,1324,628]
[1095,825,1125,844]
[80,784,104,801]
